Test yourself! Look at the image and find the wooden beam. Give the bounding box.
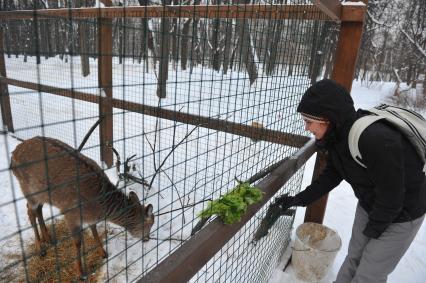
[0,4,366,22]
[340,2,366,22]
[114,99,309,148]
[98,12,114,167]
[303,151,328,223]
[0,4,327,20]
[0,29,14,132]
[0,77,310,148]
[0,77,98,102]
[304,19,364,224]
[139,139,316,283]
[313,1,366,22]
[332,21,364,91]
[313,0,341,22]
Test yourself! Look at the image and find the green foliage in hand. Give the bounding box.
[198,182,263,224]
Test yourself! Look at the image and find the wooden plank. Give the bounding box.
[0,77,309,148]
[98,15,113,167]
[332,21,364,91]
[340,2,366,22]
[0,29,14,132]
[0,4,366,22]
[304,20,364,224]
[140,139,316,283]
[313,0,341,22]
[0,77,98,102]
[0,4,327,20]
[303,150,328,223]
[113,99,309,148]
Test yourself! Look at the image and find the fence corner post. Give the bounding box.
[304,17,365,224]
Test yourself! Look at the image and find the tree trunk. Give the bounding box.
[308,21,319,82]
[132,22,136,63]
[138,0,156,71]
[79,20,90,76]
[211,0,222,71]
[265,20,283,76]
[171,0,179,66]
[157,0,171,98]
[171,19,179,66]
[261,19,274,73]
[234,0,257,84]
[180,18,191,70]
[422,73,426,99]
[76,0,90,76]
[222,18,233,74]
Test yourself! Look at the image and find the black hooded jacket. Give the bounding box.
[296,79,426,239]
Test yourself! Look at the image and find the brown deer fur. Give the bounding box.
[10,136,154,280]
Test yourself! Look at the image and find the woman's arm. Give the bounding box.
[359,123,406,238]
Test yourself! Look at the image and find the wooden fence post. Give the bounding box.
[98,13,113,167]
[0,28,14,132]
[303,151,328,223]
[304,20,365,224]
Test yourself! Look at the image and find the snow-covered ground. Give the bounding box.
[1,53,425,282]
[0,55,307,282]
[269,81,426,283]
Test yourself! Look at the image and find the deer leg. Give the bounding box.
[67,222,87,281]
[27,203,45,256]
[90,224,107,258]
[35,204,54,244]
[72,228,87,281]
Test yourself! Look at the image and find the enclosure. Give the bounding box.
[0,1,365,282]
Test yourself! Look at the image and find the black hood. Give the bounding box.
[297,79,357,144]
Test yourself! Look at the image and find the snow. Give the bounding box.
[0,55,308,282]
[341,1,366,7]
[0,53,424,282]
[268,80,426,283]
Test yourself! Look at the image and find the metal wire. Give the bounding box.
[0,1,339,282]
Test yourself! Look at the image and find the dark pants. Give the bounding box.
[334,204,424,283]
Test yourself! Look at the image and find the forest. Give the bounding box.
[0,0,425,95]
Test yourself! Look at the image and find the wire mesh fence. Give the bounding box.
[0,1,340,282]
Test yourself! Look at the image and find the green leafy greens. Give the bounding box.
[198,182,263,224]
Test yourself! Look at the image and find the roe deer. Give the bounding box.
[10,136,154,280]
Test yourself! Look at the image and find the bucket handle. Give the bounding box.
[291,246,341,253]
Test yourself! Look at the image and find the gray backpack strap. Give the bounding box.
[348,115,384,168]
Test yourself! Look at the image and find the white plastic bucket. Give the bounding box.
[292,222,342,282]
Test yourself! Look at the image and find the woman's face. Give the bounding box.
[303,119,330,140]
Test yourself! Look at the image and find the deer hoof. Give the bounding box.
[39,244,48,257]
[50,236,57,245]
[79,273,88,281]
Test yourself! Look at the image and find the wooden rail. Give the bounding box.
[0,4,365,22]
[0,76,309,148]
[140,139,316,283]
[313,0,340,21]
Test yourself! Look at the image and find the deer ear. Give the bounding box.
[129,191,140,204]
[145,204,153,216]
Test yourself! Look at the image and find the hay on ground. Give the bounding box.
[21,219,106,282]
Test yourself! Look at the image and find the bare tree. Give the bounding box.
[233,0,258,85]
[157,0,172,98]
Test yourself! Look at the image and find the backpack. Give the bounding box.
[348,104,426,173]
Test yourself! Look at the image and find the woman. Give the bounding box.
[278,79,426,283]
